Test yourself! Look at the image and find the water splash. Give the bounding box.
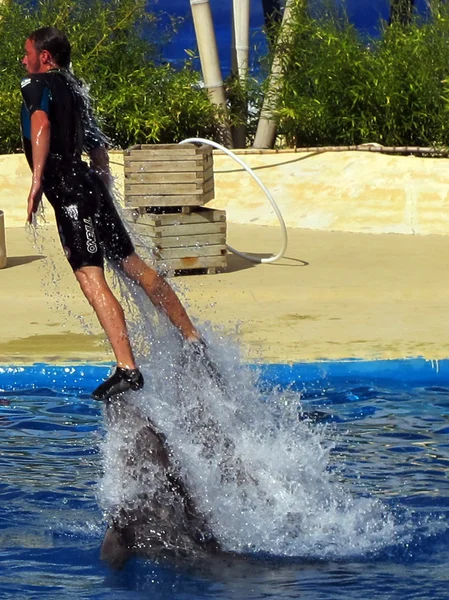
[97,269,406,561]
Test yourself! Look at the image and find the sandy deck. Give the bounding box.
[1,222,449,365]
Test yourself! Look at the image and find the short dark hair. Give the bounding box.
[28,27,71,68]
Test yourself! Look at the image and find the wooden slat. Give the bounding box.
[133,221,226,237]
[124,195,206,207]
[203,189,215,203]
[126,148,203,161]
[124,207,226,226]
[126,143,202,152]
[161,255,227,271]
[124,160,203,173]
[132,246,227,271]
[153,232,226,249]
[125,142,212,154]
[156,245,226,259]
[125,172,203,184]
[125,183,201,195]
[203,165,214,181]
[203,177,214,195]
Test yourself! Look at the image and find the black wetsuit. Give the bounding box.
[20,69,134,271]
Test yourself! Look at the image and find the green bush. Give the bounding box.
[275,0,449,147]
[5,0,449,151]
[0,0,222,154]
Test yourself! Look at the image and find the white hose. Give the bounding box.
[180,137,288,263]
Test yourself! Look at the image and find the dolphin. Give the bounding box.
[100,396,221,570]
[97,357,325,571]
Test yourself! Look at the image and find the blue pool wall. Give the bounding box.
[1,359,449,393]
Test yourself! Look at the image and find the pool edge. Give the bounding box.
[1,357,449,391]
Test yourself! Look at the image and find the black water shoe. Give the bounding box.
[92,367,144,401]
[190,338,228,395]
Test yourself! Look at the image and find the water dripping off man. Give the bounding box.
[20,26,220,401]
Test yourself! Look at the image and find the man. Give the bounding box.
[20,26,215,401]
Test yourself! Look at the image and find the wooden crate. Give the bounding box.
[124,143,214,208]
[125,207,227,274]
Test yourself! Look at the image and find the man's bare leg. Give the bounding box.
[120,253,228,393]
[75,265,144,400]
[120,252,200,341]
[75,266,136,368]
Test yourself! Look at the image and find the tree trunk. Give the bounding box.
[253,0,293,149]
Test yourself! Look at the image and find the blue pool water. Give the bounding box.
[1,360,448,599]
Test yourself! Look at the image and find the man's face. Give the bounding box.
[22,39,44,74]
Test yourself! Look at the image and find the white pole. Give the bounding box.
[190,0,233,147]
[232,0,250,80]
[253,0,294,149]
[231,0,251,148]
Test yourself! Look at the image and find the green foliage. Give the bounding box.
[5,0,449,151]
[224,72,265,145]
[0,0,222,154]
[274,0,449,147]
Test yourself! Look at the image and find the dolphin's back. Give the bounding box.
[101,397,220,568]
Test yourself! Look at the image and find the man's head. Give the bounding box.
[23,27,71,74]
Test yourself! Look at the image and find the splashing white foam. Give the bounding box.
[97,268,404,560]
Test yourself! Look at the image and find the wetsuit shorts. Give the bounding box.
[43,160,135,272]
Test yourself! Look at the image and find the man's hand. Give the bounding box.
[26,181,43,224]
[189,338,229,396]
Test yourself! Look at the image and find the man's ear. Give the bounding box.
[40,49,53,65]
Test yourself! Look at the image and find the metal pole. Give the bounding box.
[190,0,233,147]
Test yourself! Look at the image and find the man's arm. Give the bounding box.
[27,110,50,224]
[82,99,113,190]
[88,144,113,190]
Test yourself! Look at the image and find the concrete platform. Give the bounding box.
[1,222,449,365]
[4,150,449,234]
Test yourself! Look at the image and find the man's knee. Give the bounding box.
[75,271,94,305]
[121,252,156,282]
[75,265,106,304]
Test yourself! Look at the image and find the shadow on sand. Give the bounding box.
[4,255,43,268]
[225,253,309,273]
